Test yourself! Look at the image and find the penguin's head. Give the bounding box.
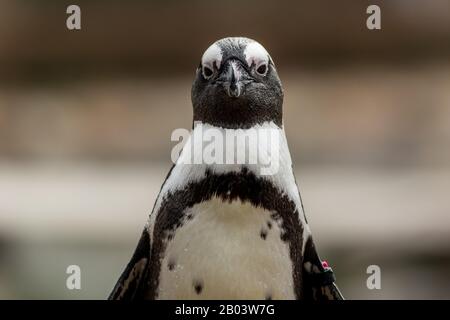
[191,37,283,129]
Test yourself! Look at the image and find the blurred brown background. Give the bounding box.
[0,0,449,299]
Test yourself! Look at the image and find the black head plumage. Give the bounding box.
[191,37,283,129]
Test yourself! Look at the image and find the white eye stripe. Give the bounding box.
[243,41,270,69]
[201,43,222,71]
[200,39,272,79]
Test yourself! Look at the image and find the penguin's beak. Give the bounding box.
[220,60,245,98]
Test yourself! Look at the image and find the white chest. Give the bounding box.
[156,197,296,300]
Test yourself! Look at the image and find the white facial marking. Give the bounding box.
[244,41,270,69]
[201,43,222,77]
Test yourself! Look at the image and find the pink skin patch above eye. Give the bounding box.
[201,43,223,73]
[243,41,269,69]
[322,260,329,269]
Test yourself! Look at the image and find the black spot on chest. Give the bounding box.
[260,229,268,240]
[193,280,203,295]
[167,260,176,271]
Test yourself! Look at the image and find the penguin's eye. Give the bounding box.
[202,66,214,79]
[256,63,268,76]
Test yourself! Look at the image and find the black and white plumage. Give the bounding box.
[109,37,343,300]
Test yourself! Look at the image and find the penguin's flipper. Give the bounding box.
[303,236,344,300]
[108,229,151,300]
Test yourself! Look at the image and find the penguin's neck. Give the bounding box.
[154,121,303,217]
[172,121,288,182]
[183,121,287,177]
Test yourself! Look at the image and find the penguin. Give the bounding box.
[109,37,343,300]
